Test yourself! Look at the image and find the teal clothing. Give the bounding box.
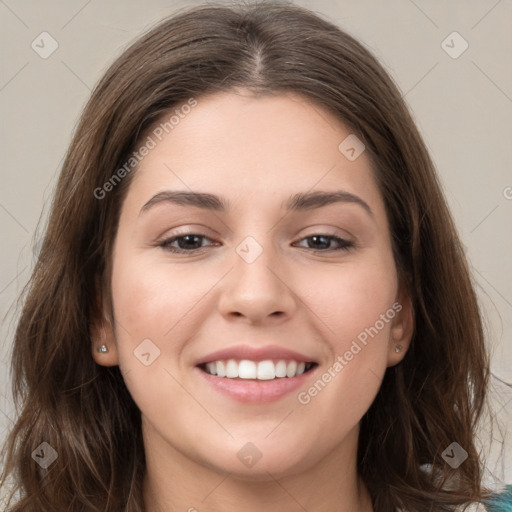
[486,485,512,511]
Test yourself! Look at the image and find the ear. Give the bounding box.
[90,288,119,367]
[387,281,414,367]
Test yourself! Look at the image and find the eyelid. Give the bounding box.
[157,231,356,255]
[292,233,355,251]
[156,232,216,252]
[295,225,355,242]
[156,224,217,241]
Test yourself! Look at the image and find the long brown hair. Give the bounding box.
[0,2,491,510]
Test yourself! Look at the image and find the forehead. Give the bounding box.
[125,90,385,220]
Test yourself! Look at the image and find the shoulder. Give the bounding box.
[461,504,488,512]
[396,505,488,512]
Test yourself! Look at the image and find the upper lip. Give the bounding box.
[195,344,317,366]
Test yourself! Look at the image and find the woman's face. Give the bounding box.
[94,90,412,479]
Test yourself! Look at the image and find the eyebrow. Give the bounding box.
[139,189,374,218]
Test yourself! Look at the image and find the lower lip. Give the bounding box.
[195,366,317,403]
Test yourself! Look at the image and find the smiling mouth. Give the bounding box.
[198,359,318,380]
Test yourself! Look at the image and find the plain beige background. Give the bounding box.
[1,0,511,491]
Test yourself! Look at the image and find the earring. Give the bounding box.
[394,345,403,353]
[97,344,109,353]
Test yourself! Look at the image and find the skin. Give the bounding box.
[92,90,414,512]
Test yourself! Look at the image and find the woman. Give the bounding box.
[0,2,501,510]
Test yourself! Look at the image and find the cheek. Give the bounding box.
[109,255,203,421]
[111,252,212,341]
[294,253,397,420]
[306,253,398,349]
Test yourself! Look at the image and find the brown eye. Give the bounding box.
[159,234,214,253]
[294,234,354,252]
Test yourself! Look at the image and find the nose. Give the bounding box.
[217,238,298,325]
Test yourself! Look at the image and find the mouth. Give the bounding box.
[194,345,320,403]
[198,359,318,380]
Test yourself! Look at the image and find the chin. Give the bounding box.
[200,437,316,480]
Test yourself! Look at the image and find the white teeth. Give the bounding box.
[206,362,217,375]
[226,359,238,378]
[203,359,313,379]
[286,360,297,378]
[257,360,275,380]
[216,361,226,378]
[238,360,257,379]
[275,360,287,378]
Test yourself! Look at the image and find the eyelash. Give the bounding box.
[157,233,355,254]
